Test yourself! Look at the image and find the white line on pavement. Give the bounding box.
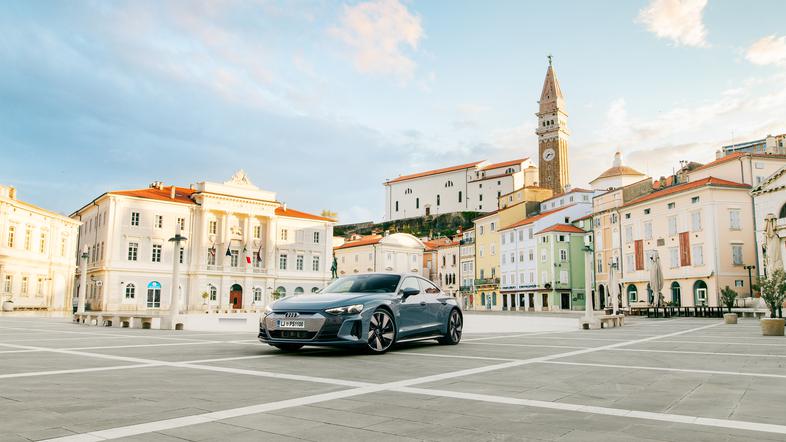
[609,348,786,359]
[538,360,786,379]
[0,364,161,380]
[462,342,590,350]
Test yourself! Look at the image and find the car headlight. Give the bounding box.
[325,304,364,315]
[264,305,273,315]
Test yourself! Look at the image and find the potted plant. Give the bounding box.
[756,269,786,336]
[2,296,14,312]
[201,292,210,312]
[720,286,738,324]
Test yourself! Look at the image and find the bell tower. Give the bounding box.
[536,56,570,194]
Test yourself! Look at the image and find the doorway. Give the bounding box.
[560,293,570,310]
[528,293,535,311]
[598,284,606,309]
[230,284,243,309]
[541,293,549,310]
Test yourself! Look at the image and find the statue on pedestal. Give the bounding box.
[330,254,338,279]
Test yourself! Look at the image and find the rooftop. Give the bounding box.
[498,204,576,231]
[623,177,750,207]
[536,224,586,235]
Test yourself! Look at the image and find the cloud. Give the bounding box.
[329,0,423,79]
[636,0,708,47]
[746,35,786,66]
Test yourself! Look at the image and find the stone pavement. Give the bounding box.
[0,314,784,441]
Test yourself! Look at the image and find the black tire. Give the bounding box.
[366,309,396,354]
[438,309,462,345]
[273,344,304,352]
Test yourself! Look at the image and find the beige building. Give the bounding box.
[619,177,754,307]
[752,166,786,278]
[1,185,80,312]
[458,228,475,308]
[333,233,424,276]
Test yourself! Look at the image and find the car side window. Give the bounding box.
[418,278,441,296]
[399,277,420,294]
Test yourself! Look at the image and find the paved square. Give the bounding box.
[1,314,784,441]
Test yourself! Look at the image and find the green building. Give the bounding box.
[534,223,590,311]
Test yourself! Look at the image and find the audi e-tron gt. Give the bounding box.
[259,273,463,353]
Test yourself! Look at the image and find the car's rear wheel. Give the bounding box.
[366,309,396,354]
[273,344,303,352]
[438,309,462,345]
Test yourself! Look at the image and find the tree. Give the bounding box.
[720,286,737,313]
[756,269,786,318]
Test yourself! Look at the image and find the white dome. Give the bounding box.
[379,233,424,249]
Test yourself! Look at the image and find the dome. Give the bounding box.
[379,233,425,249]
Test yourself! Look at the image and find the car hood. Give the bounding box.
[271,292,391,311]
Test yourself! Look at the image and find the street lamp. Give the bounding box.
[582,243,594,321]
[743,264,756,299]
[76,246,89,316]
[168,225,187,329]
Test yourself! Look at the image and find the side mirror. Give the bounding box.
[400,287,420,300]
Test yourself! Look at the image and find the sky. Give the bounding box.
[2,0,786,224]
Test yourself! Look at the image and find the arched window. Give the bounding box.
[208,284,217,301]
[275,286,286,299]
[311,287,320,293]
[253,287,262,302]
[505,167,514,174]
[146,281,161,308]
[780,203,786,219]
[125,283,135,299]
[627,284,638,303]
[670,282,681,306]
[437,194,441,206]
[693,280,708,305]
[445,180,453,188]
[294,287,304,295]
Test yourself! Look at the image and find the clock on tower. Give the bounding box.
[535,57,570,195]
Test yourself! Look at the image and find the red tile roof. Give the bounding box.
[623,177,750,207]
[498,204,575,231]
[544,187,593,201]
[385,161,483,184]
[334,235,383,250]
[275,207,335,222]
[536,224,586,235]
[690,152,786,173]
[573,213,593,222]
[110,186,197,205]
[423,238,460,250]
[479,158,529,171]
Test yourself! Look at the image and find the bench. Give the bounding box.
[579,314,624,330]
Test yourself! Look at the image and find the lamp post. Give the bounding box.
[168,225,187,329]
[743,264,756,298]
[76,245,89,316]
[583,243,594,320]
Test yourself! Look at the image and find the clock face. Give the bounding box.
[542,148,556,162]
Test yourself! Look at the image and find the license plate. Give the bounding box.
[276,320,305,329]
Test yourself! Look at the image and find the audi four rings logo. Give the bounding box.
[284,312,299,318]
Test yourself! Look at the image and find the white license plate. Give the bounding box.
[276,320,305,329]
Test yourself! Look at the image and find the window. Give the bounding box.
[559,270,568,284]
[540,250,547,262]
[625,253,634,271]
[7,226,15,248]
[558,235,566,242]
[627,285,638,303]
[296,255,304,271]
[4,275,12,293]
[490,244,495,256]
[39,233,47,254]
[279,254,287,270]
[209,285,217,301]
[691,211,702,231]
[313,232,320,243]
[437,195,440,206]
[21,276,28,294]
[624,226,633,244]
[667,202,675,210]
[502,254,506,265]
[60,237,67,257]
[280,229,288,241]
[24,227,32,251]
[691,196,700,204]
[669,247,679,268]
[559,249,567,261]
[208,220,217,235]
[732,244,743,265]
[668,216,677,236]
[177,217,185,230]
[312,256,320,271]
[230,250,239,267]
[179,247,184,264]
[458,191,462,203]
[624,213,630,219]
[597,259,603,273]
[729,209,741,230]
[490,222,496,231]
[755,161,764,169]
[692,244,704,266]
[207,248,216,266]
[644,208,651,215]
[151,244,162,262]
[131,212,140,226]
[146,282,161,308]
[155,215,163,229]
[416,198,419,209]
[254,287,262,302]
[528,228,534,239]
[35,277,44,296]
[643,222,652,240]
[125,283,135,299]
[518,230,524,241]
[128,242,138,261]
[395,201,399,212]
[528,250,534,261]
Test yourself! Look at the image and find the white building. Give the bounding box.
[498,203,592,311]
[383,159,538,221]
[589,152,648,192]
[70,171,334,313]
[0,185,80,312]
[752,166,786,277]
[333,233,425,275]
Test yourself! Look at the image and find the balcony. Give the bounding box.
[459,285,474,292]
[474,278,500,286]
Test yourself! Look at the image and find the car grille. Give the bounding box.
[268,330,317,340]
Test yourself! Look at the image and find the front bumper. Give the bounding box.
[258,311,365,346]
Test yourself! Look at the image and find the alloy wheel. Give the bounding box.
[448,310,462,342]
[367,310,395,352]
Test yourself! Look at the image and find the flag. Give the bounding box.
[209,244,216,257]
[244,245,251,264]
[225,246,231,257]
[255,242,263,264]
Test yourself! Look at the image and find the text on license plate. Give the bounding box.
[276,320,305,329]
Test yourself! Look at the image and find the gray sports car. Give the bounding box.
[258,273,463,353]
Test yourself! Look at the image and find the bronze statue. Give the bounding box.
[330,254,338,279]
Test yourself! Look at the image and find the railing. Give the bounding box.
[459,285,474,292]
[474,278,500,286]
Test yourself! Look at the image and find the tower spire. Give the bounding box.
[536,57,570,195]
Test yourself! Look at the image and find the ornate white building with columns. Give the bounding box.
[70,171,334,313]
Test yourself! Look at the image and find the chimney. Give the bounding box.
[715,149,724,160]
[170,186,176,199]
[282,202,287,211]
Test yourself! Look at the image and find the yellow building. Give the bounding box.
[473,211,500,310]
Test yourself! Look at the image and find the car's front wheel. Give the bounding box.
[273,344,303,352]
[438,309,462,345]
[366,309,396,354]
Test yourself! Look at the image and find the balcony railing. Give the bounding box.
[474,278,500,286]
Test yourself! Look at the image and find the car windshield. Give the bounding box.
[322,274,401,294]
